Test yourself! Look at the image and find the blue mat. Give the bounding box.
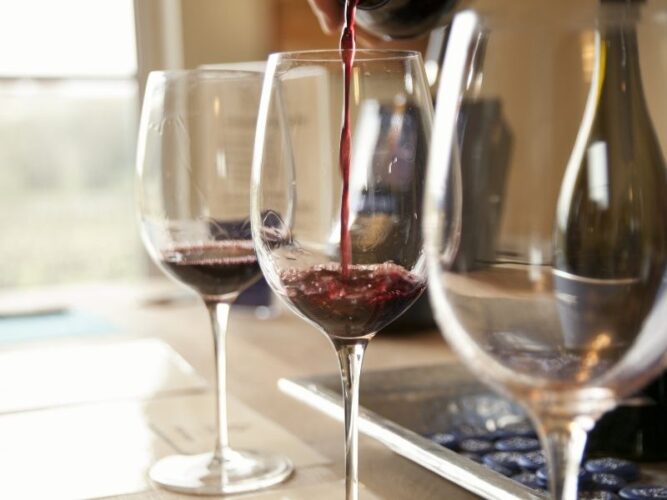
[0,310,118,344]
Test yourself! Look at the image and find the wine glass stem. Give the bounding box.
[334,339,369,500]
[535,415,592,500]
[206,300,233,464]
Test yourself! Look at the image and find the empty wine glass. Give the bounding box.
[424,3,667,499]
[136,69,293,495]
[251,50,432,499]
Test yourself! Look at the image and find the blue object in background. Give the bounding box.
[236,278,274,308]
[0,310,117,344]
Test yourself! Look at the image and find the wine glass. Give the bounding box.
[251,50,432,499]
[424,3,667,499]
[136,69,293,495]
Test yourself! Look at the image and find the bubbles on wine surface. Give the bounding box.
[280,262,425,339]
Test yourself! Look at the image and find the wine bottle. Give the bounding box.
[341,0,460,39]
[554,1,667,460]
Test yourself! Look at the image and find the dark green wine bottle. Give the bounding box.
[554,4,667,278]
[340,0,459,39]
[554,1,667,460]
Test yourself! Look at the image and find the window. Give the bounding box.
[0,0,143,287]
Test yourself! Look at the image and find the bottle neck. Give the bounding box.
[603,26,641,96]
[598,0,642,69]
[597,21,655,159]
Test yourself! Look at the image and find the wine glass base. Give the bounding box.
[149,449,293,496]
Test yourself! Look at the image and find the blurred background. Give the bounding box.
[0,0,423,291]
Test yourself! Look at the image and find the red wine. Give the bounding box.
[280,263,425,340]
[160,241,260,298]
[339,0,359,276]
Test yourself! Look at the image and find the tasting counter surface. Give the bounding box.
[0,280,479,500]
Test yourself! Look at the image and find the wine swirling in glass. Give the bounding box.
[424,4,667,499]
[252,47,432,499]
[136,69,292,495]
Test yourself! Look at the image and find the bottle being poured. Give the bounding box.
[317,0,461,40]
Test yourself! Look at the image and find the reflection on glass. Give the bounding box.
[252,50,432,500]
[425,4,667,499]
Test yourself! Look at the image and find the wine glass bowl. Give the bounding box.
[136,69,292,495]
[252,49,432,498]
[253,50,431,342]
[425,4,667,499]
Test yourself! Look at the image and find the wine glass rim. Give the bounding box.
[146,68,263,82]
[268,49,423,63]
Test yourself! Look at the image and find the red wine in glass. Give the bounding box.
[139,68,294,494]
[160,241,261,298]
[281,264,426,340]
[253,10,431,497]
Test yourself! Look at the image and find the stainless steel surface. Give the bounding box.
[280,363,667,499]
[279,363,545,500]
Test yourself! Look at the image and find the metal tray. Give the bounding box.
[279,363,667,500]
